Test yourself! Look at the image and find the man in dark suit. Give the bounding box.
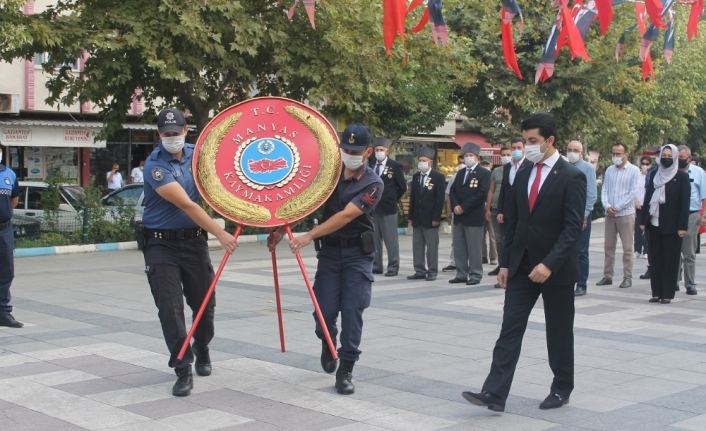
[462,113,586,412]
[370,137,407,277]
[449,142,491,285]
[496,137,531,230]
[407,146,446,281]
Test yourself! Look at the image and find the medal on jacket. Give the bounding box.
[426,177,433,190]
[470,178,478,188]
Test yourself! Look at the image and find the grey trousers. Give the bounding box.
[453,224,484,281]
[373,212,400,273]
[448,213,455,265]
[681,212,701,288]
[413,227,439,276]
[491,210,504,262]
[603,214,635,280]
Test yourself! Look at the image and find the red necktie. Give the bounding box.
[528,163,544,212]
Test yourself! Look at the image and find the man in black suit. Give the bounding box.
[407,146,446,281]
[496,137,531,230]
[370,137,407,277]
[462,113,586,412]
[449,142,491,285]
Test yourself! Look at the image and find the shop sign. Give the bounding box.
[1,127,32,142]
[63,128,93,143]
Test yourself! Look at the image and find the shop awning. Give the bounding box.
[398,135,455,143]
[0,118,164,148]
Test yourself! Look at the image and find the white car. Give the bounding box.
[13,181,85,231]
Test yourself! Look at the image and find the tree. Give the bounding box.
[447,1,706,156]
[1,0,475,139]
[0,0,31,51]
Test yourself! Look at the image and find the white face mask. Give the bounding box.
[525,139,549,163]
[458,163,465,170]
[464,156,477,168]
[418,161,430,172]
[501,156,512,165]
[612,156,624,166]
[161,135,186,154]
[341,151,365,170]
[139,166,144,171]
[374,151,386,162]
[567,152,581,164]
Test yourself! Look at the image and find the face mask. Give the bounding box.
[679,159,689,169]
[612,156,624,166]
[418,161,430,172]
[375,151,386,162]
[525,139,549,164]
[464,156,477,168]
[501,156,512,165]
[660,158,674,168]
[511,150,523,161]
[567,152,581,164]
[341,151,365,170]
[161,135,185,154]
[458,163,465,170]
[641,165,648,173]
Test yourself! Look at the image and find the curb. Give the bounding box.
[13,229,408,258]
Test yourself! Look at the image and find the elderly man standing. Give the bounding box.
[597,143,640,289]
[566,141,597,296]
[677,146,706,295]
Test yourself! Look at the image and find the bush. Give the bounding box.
[592,183,605,221]
[15,232,79,248]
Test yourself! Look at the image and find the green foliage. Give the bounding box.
[14,232,77,249]
[79,185,135,243]
[40,171,67,231]
[0,1,31,50]
[592,183,605,221]
[1,0,475,139]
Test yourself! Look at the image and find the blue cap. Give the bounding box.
[340,123,373,150]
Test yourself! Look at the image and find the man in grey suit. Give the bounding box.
[370,137,407,277]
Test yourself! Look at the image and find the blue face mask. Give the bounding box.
[511,150,523,161]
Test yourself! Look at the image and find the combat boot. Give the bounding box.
[193,342,212,377]
[320,338,337,374]
[335,359,355,395]
[172,367,193,397]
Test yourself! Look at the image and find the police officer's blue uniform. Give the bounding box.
[315,166,382,361]
[0,162,19,322]
[143,142,215,376]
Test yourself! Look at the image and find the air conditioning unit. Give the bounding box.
[0,94,20,114]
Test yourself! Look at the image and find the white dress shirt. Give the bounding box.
[509,157,526,186]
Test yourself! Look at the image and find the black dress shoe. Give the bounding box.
[407,273,426,280]
[461,391,505,412]
[449,278,466,284]
[574,287,586,296]
[687,287,698,295]
[384,270,398,277]
[172,371,193,397]
[467,279,481,285]
[675,285,681,292]
[192,343,212,376]
[482,258,489,264]
[488,267,500,276]
[539,393,569,410]
[442,265,456,272]
[373,270,383,275]
[639,269,651,279]
[619,278,632,289]
[0,313,23,328]
[335,360,355,395]
[425,275,437,281]
[320,339,337,374]
[596,277,612,286]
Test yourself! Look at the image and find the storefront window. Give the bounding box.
[91,129,130,191]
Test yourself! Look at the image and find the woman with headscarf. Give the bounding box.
[640,144,690,304]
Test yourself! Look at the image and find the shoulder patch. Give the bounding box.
[152,167,164,182]
[4,177,9,185]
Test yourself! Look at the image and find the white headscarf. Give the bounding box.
[649,144,679,219]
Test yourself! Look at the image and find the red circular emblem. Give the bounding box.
[193,97,341,228]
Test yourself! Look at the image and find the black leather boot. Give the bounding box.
[320,338,337,374]
[335,359,355,395]
[193,343,212,377]
[172,367,193,397]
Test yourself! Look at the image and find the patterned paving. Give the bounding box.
[2,222,706,430]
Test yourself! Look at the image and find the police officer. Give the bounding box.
[0,142,22,328]
[268,123,383,395]
[143,108,239,397]
[407,146,446,281]
[369,136,407,277]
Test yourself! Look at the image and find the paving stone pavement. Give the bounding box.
[3,223,706,430]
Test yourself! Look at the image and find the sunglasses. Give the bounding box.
[641,163,651,166]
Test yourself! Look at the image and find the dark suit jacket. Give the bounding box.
[369,158,407,216]
[497,158,533,216]
[501,156,587,286]
[408,169,446,229]
[641,170,690,234]
[449,166,491,227]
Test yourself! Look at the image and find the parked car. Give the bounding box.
[12,181,85,232]
[102,183,146,249]
[11,214,41,240]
